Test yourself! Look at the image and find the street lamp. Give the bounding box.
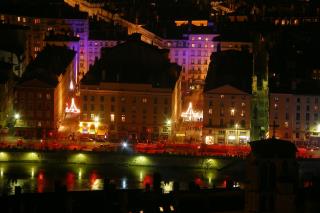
[14,113,20,120]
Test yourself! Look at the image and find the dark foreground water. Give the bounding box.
[0,162,243,195]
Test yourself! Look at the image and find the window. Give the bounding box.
[90,96,95,101]
[297,98,300,103]
[306,105,310,111]
[110,114,115,122]
[209,100,213,106]
[111,96,115,102]
[100,96,104,102]
[121,115,125,122]
[285,113,289,120]
[46,93,51,100]
[83,104,87,111]
[100,104,104,111]
[306,113,310,121]
[121,97,125,102]
[90,104,94,111]
[90,114,95,119]
[142,98,147,103]
[153,98,157,104]
[296,113,300,121]
[111,105,115,112]
[230,108,235,116]
[208,109,212,114]
[296,105,300,111]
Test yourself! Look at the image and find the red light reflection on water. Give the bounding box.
[195,177,203,186]
[143,175,153,187]
[37,170,44,193]
[66,172,75,190]
[90,170,99,188]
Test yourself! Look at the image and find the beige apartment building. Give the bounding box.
[80,83,176,142]
[269,93,320,144]
[202,85,251,144]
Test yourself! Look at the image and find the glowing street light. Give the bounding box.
[166,119,171,126]
[14,113,20,119]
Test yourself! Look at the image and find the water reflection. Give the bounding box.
[0,162,238,195]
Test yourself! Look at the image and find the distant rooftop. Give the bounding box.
[0,2,88,19]
[204,50,252,93]
[19,45,75,87]
[82,33,180,89]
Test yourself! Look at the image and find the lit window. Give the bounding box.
[167,42,171,47]
[198,36,201,40]
[191,37,195,40]
[22,17,26,22]
[17,17,21,22]
[46,93,51,100]
[208,108,212,114]
[191,44,195,48]
[121,115,125,122]
[90,114,95,119]
[110,114,115,122]
[34,18,40,24]
[220,95,224,99]
[274,104,278,109]
[241,110,245,117]
[211,44,214,48]
[241,102,245,107]
[142,98,147,103]
[230,108,235,116]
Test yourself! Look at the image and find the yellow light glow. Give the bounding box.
[139,171,143,182]
[79,122,83,127]
[0,168,3,178]
[235,123,239,129]
[94,116,99,122]
[166,119,171,125]
[26,152,38,161]
[78,168,82,180]
[31,167,35,178]
[161,181,173,194]
[14,113,20,119]
[159,207,164,212]
[0,152,9,161]
[317,124,320,132]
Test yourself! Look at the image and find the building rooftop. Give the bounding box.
[19,45,75,87]
[82,33,180,89]
[204,50,253,93]
[250,138,297,159]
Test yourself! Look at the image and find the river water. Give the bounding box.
[0,162,243,195]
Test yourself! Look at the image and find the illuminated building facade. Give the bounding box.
[0,5,89,76]
[269,93,320,145]
[203,85,251,144]
[80,34,181,141]
[164,22,253,91]
[14,45,76,138]
[80,83,174,141]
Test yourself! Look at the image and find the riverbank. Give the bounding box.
[0,149,243,170]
